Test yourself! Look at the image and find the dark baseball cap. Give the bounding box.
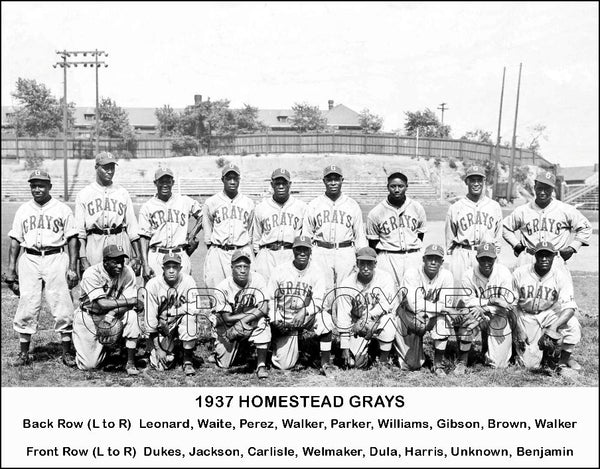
[323,164,343,177]
[154,167,174,181]
[222,163,241,177]
[476,242,497,259]
[533,241,557,254]
[231,249,251,264]
[271,168,291,181]
[162,252,182,265]
[102,244,129,259]
[423,244,445,258]
[292,236,312,249]
[387,171,408,184]
[356,247,377,261]
[534,169,556,187]
[28,170,51,182]
[96,152,118,166]
[465,165,485,179]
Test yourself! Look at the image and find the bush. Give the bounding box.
[448,158,457,169]
[216,157,230,168]
[240,150,248,156]
[434,157,442,167]
[171,136,199,156]
[24,150,43,171]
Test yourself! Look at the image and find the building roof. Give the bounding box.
[558,165,598,182]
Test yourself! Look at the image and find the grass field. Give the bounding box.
[1,200,598,387]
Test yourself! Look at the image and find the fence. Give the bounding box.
[1,132,553,168]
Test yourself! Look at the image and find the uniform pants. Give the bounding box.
[214,318,271,368]
[253,248,294,281]
[377,250,422,288]
[448,247,477,287]
[345,313,395,369]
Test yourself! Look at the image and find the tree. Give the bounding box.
[155,105,180,137]
[525,123,548,154]
[404,108,451,138]
[234,104,266,134]
[10,78,74,136]
[358,108,383,133]
[460,129,493,144]
[98,97,132,138]
[290,102,327,133]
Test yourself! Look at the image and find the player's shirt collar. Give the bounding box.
[531,198,556,211]
[321,193,348,205]
[219,191,242,202]
[461,194,490,207]
[267,195,294,209]
[30,196,55,209]
[383,196,412,212]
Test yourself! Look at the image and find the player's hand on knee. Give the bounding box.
[559,247,575,261]
[79,257,91,275]
[513,243,526,257]
[66,268,79,289]
[130,257,142,276]
[142,265,154,283]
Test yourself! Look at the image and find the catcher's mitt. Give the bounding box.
[96,315,124,347]
[538,329,563,360]
[225,320,254,342]
[350,295,368,320]
[2,273,20,297]
[352,315,382,341]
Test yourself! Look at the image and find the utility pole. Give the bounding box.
[54,50,108,200]
[437,102,448,126]
[92,49,109,153]
[493,67,506,198]
[507,63,523,203]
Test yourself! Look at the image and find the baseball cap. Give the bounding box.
[102,244,129,259]
[162,252,182,265]
[95,152,118,166]
[222,163,241,177]
[533,241,557,254]
[356,247,377,261]
[154,167,174,181]
[465,165,485,179]
[534,169,557,187]
[28,169,51,182]
[271,168,291,181]
[323,165,343,178]
[423,244,445,258]
[387,171,408,184]
[476,242,497,259]
[231,249,251,264]
[292,236,312,249]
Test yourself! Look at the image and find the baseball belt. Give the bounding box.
[261,241,293,251]
[87,225,124,236]
[150,244,187,254]
[378,248,420,254]
[213,244,246,251]
[454,242,477,250]
[313,240,354,249]
[25,247,64,256]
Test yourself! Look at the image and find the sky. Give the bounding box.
[1,1,598,167]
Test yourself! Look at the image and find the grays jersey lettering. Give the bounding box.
[22,215,64,234]
[314,209,353,229]
[148,208,187,229]
[519,285,559,302]
[380,214,419,234]
[261,212,302,232]
[86,197,126,217]
[457,210,497,232]
[214,205,251,225]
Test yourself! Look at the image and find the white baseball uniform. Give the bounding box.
[512,264,581,368]
[395,266,454,370]
[143,272,199,369]
[9,198,77,335]
[445,196,503,285]
[502,199,592,269]
[213,272,271,368]
[337,268,398,368]
[267,260,329,370]
[252,196,307,280]
[138,194,202,275]
[460,263,515,368]
[75,182,140,265]
[202,192,254,289]
[72,263,140,370]
[367,197,427,286]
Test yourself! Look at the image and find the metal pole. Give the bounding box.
[494,67,506,198]
[95,49,100,154]
[507,63,522,202]
[62,53,69,201]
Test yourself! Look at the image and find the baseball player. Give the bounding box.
[138,167,203,280]
[512,241,581,373]
[75,152,143,275]
[5,170,79,367]
[252,168,307,280]
[72,244,142,375]
[143,252,200,376]
[302,165,368,322]
[212,250,271,379]
[267,236,332,374]
[337,247,398,369]
[367,171,427,287]
[202,164,254,289]
[457,242,517,371]
[503,169,592,271]
[395,244,455,375]
[445,165,503,285]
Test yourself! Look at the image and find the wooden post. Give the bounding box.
[266,132,270,155]
[427,138,431,159]
[363,134,367,154]
[459,139,463,161]
[396,135,400,156]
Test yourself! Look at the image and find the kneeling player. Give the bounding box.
[213,250,271,379]
[337,247,397,368]
[144,253,200,376]
[512,241,581,374]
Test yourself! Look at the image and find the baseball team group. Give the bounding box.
[4,151,592,380]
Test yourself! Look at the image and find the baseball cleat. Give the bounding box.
[256,366,269,379]
[557,365,578,379]
[183,362,196,376]
[62,354,76,367]
[432,365,446,377]
[453,362,467,375]
[125,363,140,376]
[319,363,332,376]
[12,352,31,367]
[566,358,582,371]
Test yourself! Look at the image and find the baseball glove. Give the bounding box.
[225,320,254,342]
[2,273,20,297]
[350,295,369,320]
[271,319,297,336]
[352,315,382,341]
[538,329,563,359]
[96,315,125,347]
